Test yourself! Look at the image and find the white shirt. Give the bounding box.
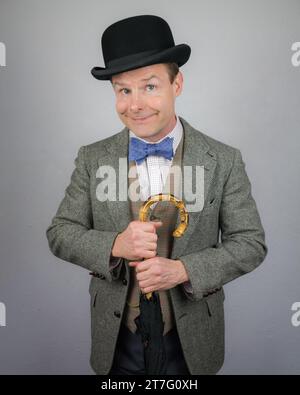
[129,115,183,201]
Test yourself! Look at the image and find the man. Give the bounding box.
[46,15,267,375]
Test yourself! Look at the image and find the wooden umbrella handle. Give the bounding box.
[138,193,189,300]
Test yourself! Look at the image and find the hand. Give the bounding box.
[111,220,162,261]
[129,257,189,294]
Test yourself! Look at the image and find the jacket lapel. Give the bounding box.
[98,126,132,232]
[170,117,217,259]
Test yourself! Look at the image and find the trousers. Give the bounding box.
[108,323,191,375]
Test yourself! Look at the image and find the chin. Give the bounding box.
[128,123,159,137]
[134,122,158,132]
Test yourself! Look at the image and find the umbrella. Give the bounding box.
[134,193,189,375]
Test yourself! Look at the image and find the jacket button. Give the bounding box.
[122,278,128,286]
[114,311,121,318]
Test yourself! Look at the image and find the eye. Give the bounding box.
[146,84,156,91]
[120,88,130,95]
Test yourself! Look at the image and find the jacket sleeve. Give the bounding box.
[178,148,268,301]
[180,281,194,301]
[109,255,125,280]
[46,146,121,283]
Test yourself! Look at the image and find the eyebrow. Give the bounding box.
[113,75,161,87]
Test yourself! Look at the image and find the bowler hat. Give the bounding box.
[91,15,191,81]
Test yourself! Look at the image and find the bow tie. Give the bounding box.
[129,136,174,164]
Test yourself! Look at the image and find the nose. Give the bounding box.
[129,90,144,112]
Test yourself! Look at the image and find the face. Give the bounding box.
[111,63,183,142]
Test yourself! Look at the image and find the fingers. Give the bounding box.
[129,259,150,272]
[139,279,153,289]
[141,249,156,259]
[144,241,157,251]
[152,221,163,228]
[126,220,162,260]
[142,221,163,233]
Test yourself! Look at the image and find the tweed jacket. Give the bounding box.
[46,116,267,375]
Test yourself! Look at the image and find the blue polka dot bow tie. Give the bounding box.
[128,136,174,165]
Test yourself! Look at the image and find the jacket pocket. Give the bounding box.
[91,289,98,308]
[200,198,219,217]
[205,299,213,317]
[204,288,225,317]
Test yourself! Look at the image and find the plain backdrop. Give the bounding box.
[0,0,299,374]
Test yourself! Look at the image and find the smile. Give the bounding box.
[131,114,156,123]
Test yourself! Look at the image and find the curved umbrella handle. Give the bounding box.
[138,193,189,300]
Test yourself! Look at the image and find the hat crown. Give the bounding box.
[91,14,191,80]
[101,15,175,66]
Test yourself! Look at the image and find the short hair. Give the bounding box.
[164,62,180,84]
[110,62,180,84]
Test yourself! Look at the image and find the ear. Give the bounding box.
[173,71,183,97]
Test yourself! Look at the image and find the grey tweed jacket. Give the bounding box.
[46,116,267,375]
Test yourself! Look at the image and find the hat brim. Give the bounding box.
[90,44,191,81]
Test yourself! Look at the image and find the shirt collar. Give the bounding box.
[129,115,183,155]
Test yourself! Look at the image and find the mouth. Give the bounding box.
[131,114,156,123]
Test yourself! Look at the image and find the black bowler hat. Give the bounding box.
[91,15,191,81]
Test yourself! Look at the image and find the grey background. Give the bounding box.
[0,0,299,374]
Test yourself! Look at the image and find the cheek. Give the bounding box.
[116,99,127,114]
[149,96,164,109]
